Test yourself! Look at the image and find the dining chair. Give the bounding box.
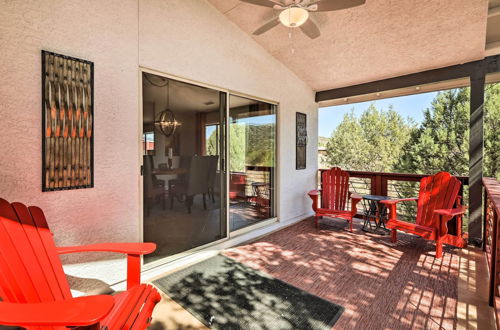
[143,155,166,216]
[207,155,219,203]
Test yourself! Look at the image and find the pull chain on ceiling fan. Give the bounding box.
[240,0,366,39]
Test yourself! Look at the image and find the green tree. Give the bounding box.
[246,123,275,167]
[485,83,500,179]
[397,84,499,179]
[206,127,218,156]
[397,89,470,176]
[206,122,276,172]
[325,104,414,172]
[229,123,246,172]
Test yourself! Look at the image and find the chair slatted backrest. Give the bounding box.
[0,198,72,305]
[207,155,219,190]
[321,167,350,211]
[187,156,211,195]
[415,172,461,228]
[143,155,156,199]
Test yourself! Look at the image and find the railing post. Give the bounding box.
[468,70,485,246]
[489,204,495,306]
[381,177,388,196]
[484,187,488,252]
[369,176,376,195]
[374,175,383,195]
[482,178,500,327]
[489,198,497,306]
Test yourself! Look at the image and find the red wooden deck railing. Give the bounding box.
[318,169,469,195]
[483,177,500,329]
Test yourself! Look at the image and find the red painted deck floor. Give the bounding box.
[225,217,462,329]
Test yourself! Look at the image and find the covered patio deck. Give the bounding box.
[1,0,500,329]
[142,171,500,330]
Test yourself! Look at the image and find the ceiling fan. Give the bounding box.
[240,0,366,39]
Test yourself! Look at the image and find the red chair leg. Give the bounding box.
[127,254,141,290]
[349,219,353,232]
[391,229,397,243]
[314,215,319,228]
[435,239,443,258]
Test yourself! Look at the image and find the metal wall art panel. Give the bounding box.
[42,51,94,191]
[296,112,307,170]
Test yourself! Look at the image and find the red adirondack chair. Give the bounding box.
[308,167,362,232]
[0,198,161,329]
[380,172,468,258]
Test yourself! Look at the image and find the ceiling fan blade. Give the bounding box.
[253,18,281,35]
[239,0,284,7]
[307,4,318,11]
[299,19,320,39]
[311,0,366,12]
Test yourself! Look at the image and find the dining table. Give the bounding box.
[152,168,188,176]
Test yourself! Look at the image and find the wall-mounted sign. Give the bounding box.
[296,112,307,170]
[42,51,94,191]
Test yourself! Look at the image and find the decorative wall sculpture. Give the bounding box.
[42,51,94,191]
[296,112,307,170]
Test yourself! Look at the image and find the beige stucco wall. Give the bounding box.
[0,0,317,292]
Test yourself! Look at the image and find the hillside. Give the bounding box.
[318,136,329,148]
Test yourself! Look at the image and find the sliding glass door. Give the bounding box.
[142,73,227,264]
[228,95,277,232]
[141,72,277,264]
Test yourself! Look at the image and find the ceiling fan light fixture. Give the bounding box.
[279,7,309,28]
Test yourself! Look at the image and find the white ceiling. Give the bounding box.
[487,0,500,55]
[208,0,490,91]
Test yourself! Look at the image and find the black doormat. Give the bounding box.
[153,255,344,330]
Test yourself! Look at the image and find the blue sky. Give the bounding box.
[318,92,438,137]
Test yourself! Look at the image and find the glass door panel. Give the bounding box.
[142,73,227,264]
[228,95,276,231]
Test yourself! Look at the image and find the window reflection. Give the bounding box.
[229,95,276,231]
[142,73,226,264]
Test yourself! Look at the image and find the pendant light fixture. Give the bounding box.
[154,79,180,137]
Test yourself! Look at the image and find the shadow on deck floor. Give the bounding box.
[148,217,493,329]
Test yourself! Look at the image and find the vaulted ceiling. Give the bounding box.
[208,0,492,92]
[487,0,500,56]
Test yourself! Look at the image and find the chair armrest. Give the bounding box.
[57,243,156,290]
[349,192,362,201]
[308,189,320,196]
[308,190,320,212]
[349,192,362,217]
[0,295,114,327]
[434,206,468,218]
[57,242,156,255]
[380,198,418,205]
[435,206,468,237]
